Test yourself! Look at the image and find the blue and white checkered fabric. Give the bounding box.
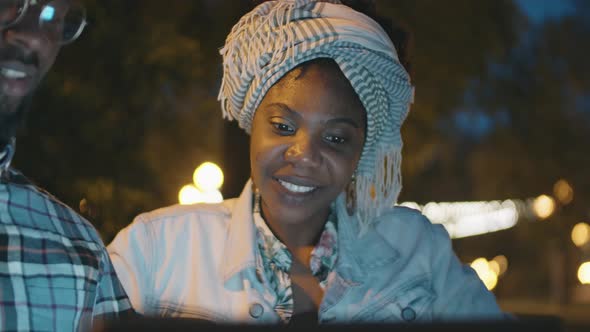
[0,167,132,331]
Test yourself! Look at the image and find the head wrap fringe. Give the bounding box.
[219,0,414,235]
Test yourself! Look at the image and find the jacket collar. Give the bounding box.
[333,194,401,282]
[221,179,258,287]
[0,138,16,179]
[221,181,401,286]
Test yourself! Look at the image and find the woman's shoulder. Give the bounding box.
[119,198,240,241]
[137,198,237,224]
[108,198,242,268]
[376,205,444,234]
[372,205,451,252]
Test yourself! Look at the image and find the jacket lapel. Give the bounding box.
[221,179,258,290]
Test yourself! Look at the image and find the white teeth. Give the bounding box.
[278,179,316,193]
[1,68,27,79]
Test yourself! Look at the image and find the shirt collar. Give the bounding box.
[252,205,292,273]
[221,180,340,286]
[0,138,16,179]
[221,181,401,287]
[309,217,338,288]
[252,195,339,284]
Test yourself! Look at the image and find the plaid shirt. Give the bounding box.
[0,147,132,331]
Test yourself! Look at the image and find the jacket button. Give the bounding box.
[249,303,264,319]
[401,307,416,322]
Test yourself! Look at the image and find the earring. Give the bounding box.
[253,185,261,213]
[346,174,356,216]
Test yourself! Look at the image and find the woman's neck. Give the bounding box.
[260,199,330,249]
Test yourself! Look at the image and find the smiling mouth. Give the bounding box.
[0,68,28,79]
[277,179,317,193]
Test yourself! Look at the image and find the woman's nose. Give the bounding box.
[284,133,322,168]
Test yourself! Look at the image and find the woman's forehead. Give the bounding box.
[260,60,366,124]
[285,58,343,82]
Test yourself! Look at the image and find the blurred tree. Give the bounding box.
[451,0,590,303]
[12,0,251,241]
[375,0,524,202]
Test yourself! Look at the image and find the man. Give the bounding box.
[0,1,132,330]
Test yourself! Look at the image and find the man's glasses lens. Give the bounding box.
[61,3,85,43]
[38,1,86,44]
[0,0,27,26]
[1,0,86,44]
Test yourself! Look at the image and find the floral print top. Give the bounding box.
[252,196,338,323]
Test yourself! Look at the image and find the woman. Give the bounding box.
[108,0,505,324]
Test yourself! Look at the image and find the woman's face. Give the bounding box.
[250,59,366,226]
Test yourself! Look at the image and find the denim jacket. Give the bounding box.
[108,180,504,323]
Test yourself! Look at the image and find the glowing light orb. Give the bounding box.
[571,223,590,247]
[577,262,590,284]
[553,179,574,205]
[532,195,555,220]
[470,258,499,291]
[488,260,501,276]
[193,162,224,191]
[178,185,202,205]
[492,255,509,276]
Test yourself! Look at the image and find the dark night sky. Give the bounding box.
[516,0,575,23]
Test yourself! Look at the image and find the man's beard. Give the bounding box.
[0,93,32,148]
[0,42,40,147]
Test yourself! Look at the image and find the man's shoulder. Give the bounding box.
[0,172,104,245]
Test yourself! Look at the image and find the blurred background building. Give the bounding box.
[11,0,590,330]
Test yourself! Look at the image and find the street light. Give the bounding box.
[178,161,225,205]
[571,223,590,247]
[577,262,590,284]
[553,179,574,205]
[178,184,202,205]
[492,255,509,276]
[532,194,556,220]
[193,162,224,192]
[470,257,499,291]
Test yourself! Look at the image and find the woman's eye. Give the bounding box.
[325,135,346,144]
[271,122,294,134]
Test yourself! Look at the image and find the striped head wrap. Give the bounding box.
[218,0,414,233]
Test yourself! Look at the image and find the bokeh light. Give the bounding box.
[193,162,224,192]
[571,223,590,247]
[400,199,521,239]
[178,185,223,205]
[577,262,590,285]
[470,257,498,291]
[553,179,574,205]
[179,162,225,205]
[471,258,489,274]
[488,260,501,275]
[178,184,202,205]
[532,195,556,220]
[199,189,224,204]
[492,255,509,276]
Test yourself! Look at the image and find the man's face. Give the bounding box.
[0,1,62,114]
